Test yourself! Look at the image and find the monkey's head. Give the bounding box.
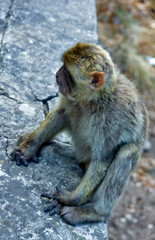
[56,43,117,102]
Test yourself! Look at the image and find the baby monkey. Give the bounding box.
[11,43,148,225]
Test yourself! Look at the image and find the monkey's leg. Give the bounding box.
[52,143,139,225]
[93,143,139,219]
[11,107,67,166]
[60,204,104,225]
[42,159,107,206]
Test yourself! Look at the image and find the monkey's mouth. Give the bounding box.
[58,84,70,96]
[56,78,70,96]
[56,65,76,97]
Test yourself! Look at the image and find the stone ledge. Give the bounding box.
[0,0,108,239]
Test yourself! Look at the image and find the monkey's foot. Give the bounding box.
[60,205,104,225]
[41,193,104,225]
[11,146,39,167]
[41,186,76,205]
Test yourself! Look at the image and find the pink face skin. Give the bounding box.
[56,66,70,96]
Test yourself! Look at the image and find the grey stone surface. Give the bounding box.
[0,0,108,239]
[0,0,10,45]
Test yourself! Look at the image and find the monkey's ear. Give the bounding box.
[89,71,105,89]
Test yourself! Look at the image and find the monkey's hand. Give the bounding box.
[11,134,39,167]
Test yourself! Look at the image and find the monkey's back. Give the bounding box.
[103,74,149,158]
[61,74,148,164]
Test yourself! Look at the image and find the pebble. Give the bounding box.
[143,140,152,152]
[120,217,127,223]
[148,224,153,229]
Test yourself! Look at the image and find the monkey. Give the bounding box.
[11,42,149,225]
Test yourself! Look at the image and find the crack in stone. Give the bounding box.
[0,87,22,103]
[41,93,59,117]
[4,136,10,159]
[28,84,58,117]
[0,0,15,68]
[41,93,59,104]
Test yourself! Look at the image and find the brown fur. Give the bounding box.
[11,43,149,225]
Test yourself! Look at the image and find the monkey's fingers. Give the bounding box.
[15,154,29,167]
[17,156,38,166]
[10,147,21,160]
[11,150,29,167]
[20,157,29,167]
[11,147,39,166]
[41,193,54,199]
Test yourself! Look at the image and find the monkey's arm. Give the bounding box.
[68,160,108,205]
[11,106,67,166]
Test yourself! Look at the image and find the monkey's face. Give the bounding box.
[56,65,76,97]
[56,65,106,103]
[56,43,117,101]
[56,64,105,97]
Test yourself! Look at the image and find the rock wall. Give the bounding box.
[0,0,108,239]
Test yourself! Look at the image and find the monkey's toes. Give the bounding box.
[41,193,54,199]
[41,189,59,200]
[41,198,62,216]
[49,203,62,216]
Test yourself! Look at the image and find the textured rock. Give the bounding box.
[0,0,10,45]
[0,0,108,239]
